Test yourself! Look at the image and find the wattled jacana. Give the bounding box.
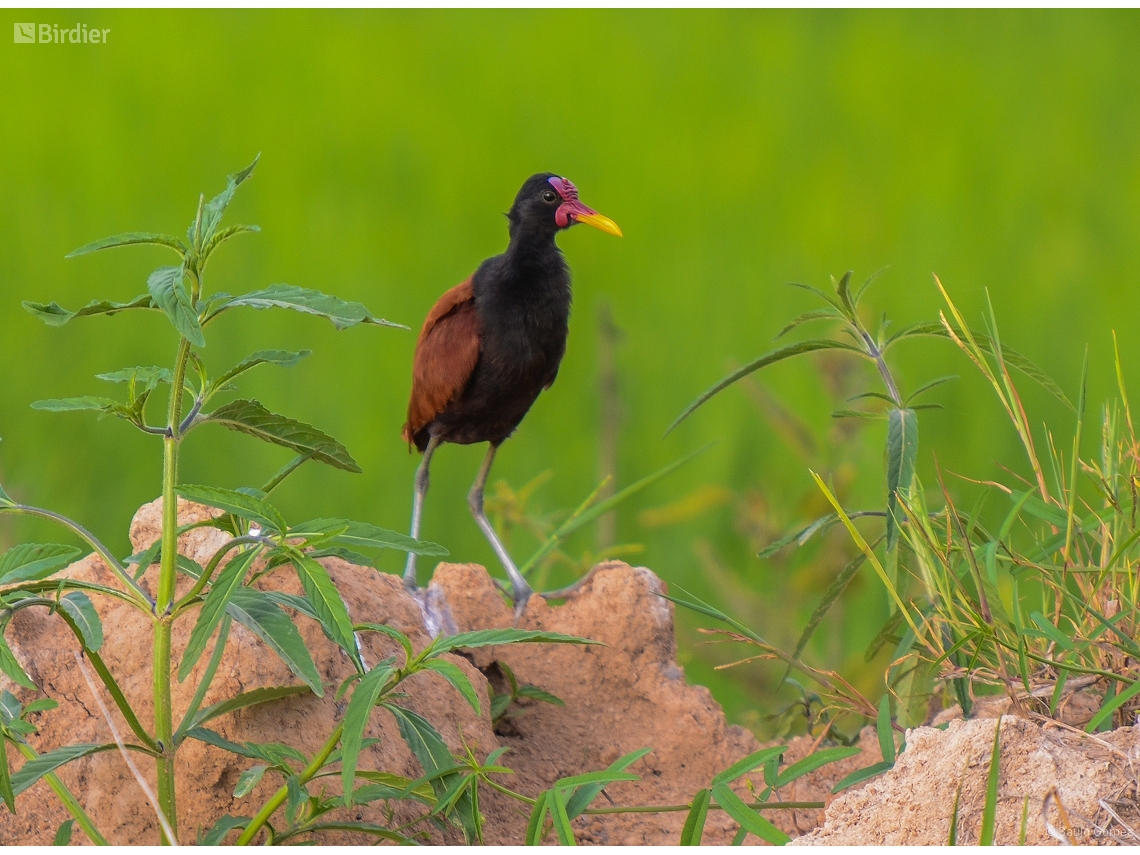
[402,173,621,606]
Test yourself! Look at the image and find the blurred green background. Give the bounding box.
[2,9,1139,731]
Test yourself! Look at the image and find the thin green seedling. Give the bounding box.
[979,718,1002,845]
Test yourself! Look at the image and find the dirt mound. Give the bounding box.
[795,715,1140,846]
[0,497,860,845]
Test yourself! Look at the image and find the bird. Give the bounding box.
[402,173,621,607]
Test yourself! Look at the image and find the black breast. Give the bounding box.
[432,250,572,446]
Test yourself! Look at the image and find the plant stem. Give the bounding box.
[482,778,821,814]
[153,338,192,844]
[13,742,109,844]
[235,725,344,845]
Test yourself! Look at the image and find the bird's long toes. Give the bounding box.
[511,590,532,622]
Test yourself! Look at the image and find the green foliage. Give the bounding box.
[673,269,1140,767]
[488,661,565,724]
[0,158,456,844]
[980,719,1002,845]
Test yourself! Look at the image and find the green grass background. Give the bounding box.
[2,9,1139,729]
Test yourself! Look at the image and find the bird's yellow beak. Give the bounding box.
[574,211,623,237]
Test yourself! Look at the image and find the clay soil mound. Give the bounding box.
[795,715,1140,846]
[0,498,863,845]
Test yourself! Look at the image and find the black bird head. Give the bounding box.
[507,173,622,241]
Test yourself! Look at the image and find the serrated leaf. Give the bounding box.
[886,407,918,550]
[188,685,310,736]
[203,399,360,472]
[66,232,186,259]
[386,704,459,795]
[341,665,396,804]
[711,781,789,845]
[227,588,323,695]
[95,365,173,386]
[0,544,82,584]
[203,223,260,258]
[284,775,305,826]
[292,518,447,555]
[423,659,480,715]
[199,154,260,249]
[680,788,711,845]
[209,350,310,394]
[23,294,155,327]
[515,685,564,706]
[179,548,260,680]
[185,727,258,759]
[213,284,405,330]
[59,592,103,653]
[490,693,512,721]
[388,706,476,840]
[201,814,250,845]
[11,744,113,796]
[292,557,357,662]
[667,339,864,435]
[23,699,58,715]
[176,484,287,534]
[147,265,204,347]
[307,546,375,567]
[427,628,601,657]
[30,397,127,417]
[0,635,36,690]
[262,591,319,621]
[232,765,267,799]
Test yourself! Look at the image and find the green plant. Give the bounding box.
[487,661,564,727]
[0,158,600,844]
[670,269,1140,770]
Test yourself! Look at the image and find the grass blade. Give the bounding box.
[1085,678,1140,733]
[520,445,711,576]
[979,719,1002,845]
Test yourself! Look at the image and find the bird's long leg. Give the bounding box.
[469,443,533,606]
[404,435,441,591]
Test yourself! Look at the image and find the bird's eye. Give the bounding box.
[542,190,558,203]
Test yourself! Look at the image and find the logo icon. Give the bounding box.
[14,23,35,43]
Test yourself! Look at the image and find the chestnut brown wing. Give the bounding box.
[402,278,480,447]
